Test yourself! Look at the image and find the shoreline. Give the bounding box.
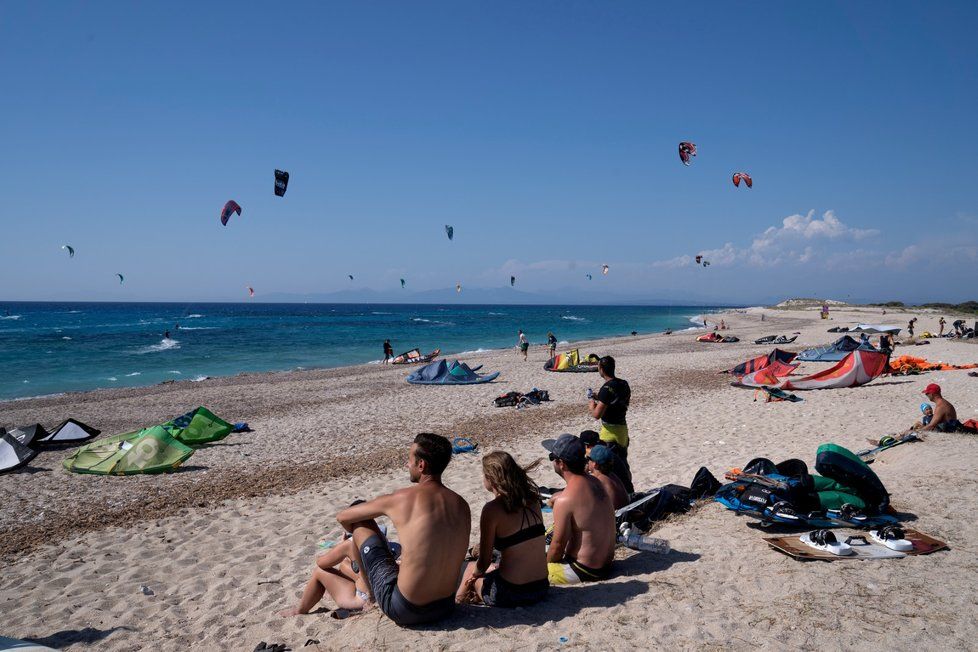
[2,304,977,649]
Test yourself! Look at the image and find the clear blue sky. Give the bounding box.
[1,1,976,304]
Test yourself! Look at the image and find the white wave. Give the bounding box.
[107,377,118,381]
[371,311,393,315]
[190,375,209,382]
[456,348,490,355]
[185,314,203,319]
[137,338,181,354]
[561,315,586,322]
[67,310,82,314]
[411,318,431,323]
[125,372,141,377]
[0,315,21,320]
[177,326,218,330]
[488,312,507,316]
[167,370,182,374]
[62,336,72,340]
[558,340,569,345]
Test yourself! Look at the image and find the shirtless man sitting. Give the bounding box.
[586,444,628,509]
[542,434,616,585]
[334,433,471,626]
[914,384,962,432]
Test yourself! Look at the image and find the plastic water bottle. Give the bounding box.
[620,526,670,553]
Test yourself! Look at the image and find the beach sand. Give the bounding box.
[2,305,977,650]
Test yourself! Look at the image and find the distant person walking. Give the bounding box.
[907,317,917,338]
[588,356,631,460]
[939,317,946,336]
[517,330,529,361]
[383,339,394,365]
[547,331,557,359]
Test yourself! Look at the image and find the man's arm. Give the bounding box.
[547,496,573,563]
[590,399,607,420]
[337,491,399,531]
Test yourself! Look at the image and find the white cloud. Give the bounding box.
[884,245,922,269]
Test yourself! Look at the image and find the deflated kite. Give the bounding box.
[220,200,242,226]
[732,172,752,189]
[679,141,697,166]
[62,244,74,258]
[274,170,289,197]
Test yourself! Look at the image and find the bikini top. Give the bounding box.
[494,509,545,551]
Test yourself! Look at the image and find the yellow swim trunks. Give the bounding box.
[599,422,629,449]
[547,557,613,585]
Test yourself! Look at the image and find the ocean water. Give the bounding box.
[0,302,716,400]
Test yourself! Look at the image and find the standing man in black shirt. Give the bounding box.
[383,339,394,365]
[587,356,631,461]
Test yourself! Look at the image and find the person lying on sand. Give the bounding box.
[278,534,376,617]
[586,445,628,510]
[320,433,470,627]
[914,384,963,432]
[456,452,549,608]
[542,434,616,585]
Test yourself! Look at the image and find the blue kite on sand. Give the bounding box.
[406,359,499,385]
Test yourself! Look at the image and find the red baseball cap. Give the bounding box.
[922,383,942,396]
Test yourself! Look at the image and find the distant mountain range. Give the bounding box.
[257,286,744,306]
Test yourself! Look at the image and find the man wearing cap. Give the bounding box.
[587,445,629,509]
[580,430,634,494]
[541,434,616,585]
[915,384,962,432]
[588,356,632,459]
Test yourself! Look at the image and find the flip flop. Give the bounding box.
[799,529,854,556]
[870,525,913,551]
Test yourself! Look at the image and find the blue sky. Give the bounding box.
[1,1,976,304]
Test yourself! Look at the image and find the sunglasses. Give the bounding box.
[548,453,557,461]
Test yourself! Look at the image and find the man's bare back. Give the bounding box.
[551,473,615,569]
[593,470,628,510]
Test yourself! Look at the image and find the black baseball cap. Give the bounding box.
[579,430,600,447]
[541,433,585,465]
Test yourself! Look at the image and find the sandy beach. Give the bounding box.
[2,305,977,650]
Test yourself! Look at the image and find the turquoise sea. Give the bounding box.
[0,302,720,400]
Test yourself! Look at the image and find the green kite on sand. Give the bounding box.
[63,426,194,475]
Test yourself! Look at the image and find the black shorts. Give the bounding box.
[359,534,455,627]
[935,419,964,433]
[481,570,549,608]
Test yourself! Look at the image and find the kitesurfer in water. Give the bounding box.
[164,330,171,339]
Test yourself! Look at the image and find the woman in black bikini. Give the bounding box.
[456,451,549,607]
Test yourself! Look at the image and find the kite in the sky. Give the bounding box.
[678,142,697,166]
[400,278,406,289]
[220,200,242,226]
[510,276,516,287]
[445,225,454,241]
[695,255,710,267]
[732,172,753,189]
[456,283,462,293]
[274,170,289,197]
[348,275,354,281]
[116,273,124,285]
[602,264,609,275]
[586,273,592,281]
[62,244,75,258]
[695,255,702,265]
[246,286,254,297]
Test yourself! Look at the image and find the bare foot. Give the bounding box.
[277,608,301,618]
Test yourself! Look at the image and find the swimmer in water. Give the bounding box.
[164,330,171,339]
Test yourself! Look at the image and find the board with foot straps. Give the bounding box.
[765,527,948,561]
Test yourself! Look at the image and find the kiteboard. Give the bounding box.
[765,528,947,561]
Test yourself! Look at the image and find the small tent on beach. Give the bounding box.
[63,426,195,475]
[407,360,500,385]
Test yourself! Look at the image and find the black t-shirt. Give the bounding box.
[548,335,557,346]
[597,378,630,425]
